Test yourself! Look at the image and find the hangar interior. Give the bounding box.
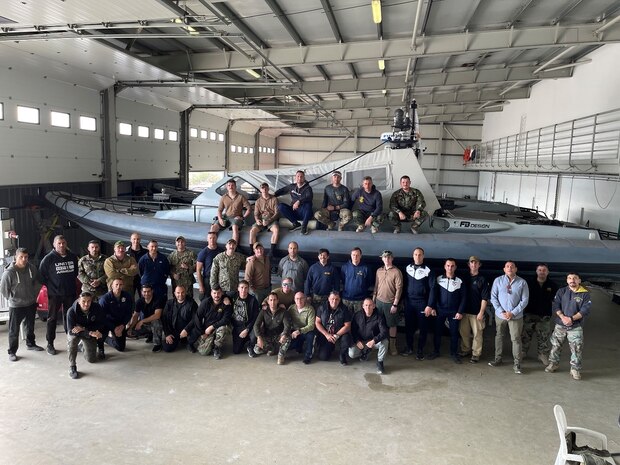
[1,1,619,464]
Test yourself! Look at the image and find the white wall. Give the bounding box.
[188,111,227,172]
[116,99,180,180]
[0,69,101,186]
[482,44,620,141]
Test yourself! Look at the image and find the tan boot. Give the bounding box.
[389,337,398,356]
[277,355,285,365]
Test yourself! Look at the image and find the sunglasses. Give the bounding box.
[507,283,512,295]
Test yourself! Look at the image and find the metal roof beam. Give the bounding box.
[144,23,620,73]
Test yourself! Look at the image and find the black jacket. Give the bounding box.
[66,300,105,338]
[351,310,388,344]
[185,297,232,344]
[162,298,197,336]
[39,249,79,296]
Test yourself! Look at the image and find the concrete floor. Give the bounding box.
[0,288,618,465]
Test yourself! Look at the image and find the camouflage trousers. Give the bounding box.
[254,334,291,358]
[196,325,230,356]
[387,210,428,230]
[521,315,551,357]
[548,324,584,370]
[311,294,329,308]
[314,208,352,228]
[343,299,364,313]
[352,210,384,228]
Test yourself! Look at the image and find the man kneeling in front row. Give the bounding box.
[348,298,388,374]
[66,292,105,379]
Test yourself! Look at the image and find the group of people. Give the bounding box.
[209,172,428,255]
[1,228,591,382]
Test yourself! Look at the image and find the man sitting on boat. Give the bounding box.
[314,170,352,231]
[276,170,313,236]
[210,179,251,245]
[249,182,280,257]
[388,175,428,234]
[350,176,384,234]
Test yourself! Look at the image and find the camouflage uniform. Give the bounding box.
[314,184,352,230]
[78,254,108,298]
[522,315,552,356]
[342,299,364,313]
[548,325,584,370]
[388,187,428,232]
[169,249,197,292]
[209,251,246,293]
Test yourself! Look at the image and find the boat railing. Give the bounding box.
[57,191,211,222]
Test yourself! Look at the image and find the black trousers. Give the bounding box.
[315,332,352,361]
[232,325,257,354]
[8,304,37,354]
[47,295,73,344]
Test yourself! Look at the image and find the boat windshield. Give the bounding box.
[215,176,260,201]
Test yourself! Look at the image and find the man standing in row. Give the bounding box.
[196,232,220,300]
[211,179,251,245]
[277,241,308,293]
[403,247,434,359]
[1,248,44,361]
[546,273,591,380]
[104,240,138,295]
[523,263,558,366]
[373,250,402,356]
[77,240,107,299]
[138,240,170,301]
[340,247,373,314]
[305,248,340,308]
[210,239,246,295]
[39,235,79,356]
[168,236,196,296]
[489,261,529,374]
[459,256,490,364]
[314,171,351,231]
[278,170,313,235]
[127,232,147,298]
[245,242,271,305]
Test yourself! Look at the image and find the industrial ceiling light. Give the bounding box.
[378,59,385,70]
[246,68,261,78]
[371,0,382,24]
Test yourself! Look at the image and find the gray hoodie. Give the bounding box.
[0,262,42,307]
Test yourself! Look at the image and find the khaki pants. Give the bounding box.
[459,314,485,357]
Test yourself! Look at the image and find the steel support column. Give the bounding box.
[101,87,117,198]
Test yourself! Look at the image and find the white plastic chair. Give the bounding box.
[554,404,612,465]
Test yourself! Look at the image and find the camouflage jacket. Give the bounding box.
[78,254,108,295]
[210,251,247,292]
[169,249,197,290]
[389,188,426,214]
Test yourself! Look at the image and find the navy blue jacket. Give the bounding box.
[305,262,340,297]
[340,261,374,301]
[99,291,134,331]
[279,182,313,205]
[350,185,383,217]
[404,263,435,304]
[430,275,466,315]
[138,253,170,287]
[66,300,105,337]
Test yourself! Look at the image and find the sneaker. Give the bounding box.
[470,355,480,364]
[355,225,365,233]
[570,368,581,380]
[303,357,311,365]
[452,355,463,364]
[458,351,472,358]
[152,344,162,353]
[69,366,79,380]
[145,334,153,343]
[247,345,256,358]
[360,349,369,361]
[545,363,559,373]
[187,344,197,353]
[339,354,348,366]
[301,226,309,235]
[213,347,222,360]
[410,224,419,234]
[415,352,425,361]
[8,353,17,362]
[277,355,285,365]
[401,348,414,357]
[46,344,57,356]
[513,364,522,375]
[393,226,401,234]
[538,353,549,366]
[97,349,105,360]
[376,361,385,374]
[488,359,502,367]
[370,225,379,234]
[27,344,44,351]
[289,222,302,232]
[427,352,440,360]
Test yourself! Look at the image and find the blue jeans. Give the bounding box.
[289,330,316,359]
[279,202,313,227]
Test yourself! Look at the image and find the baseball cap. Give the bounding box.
[380,250,393,258]
[175,235,186,242]
[332,170,342,177]
[114,240,125,247]
[253,242,264,250]
[468,255,480,263]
